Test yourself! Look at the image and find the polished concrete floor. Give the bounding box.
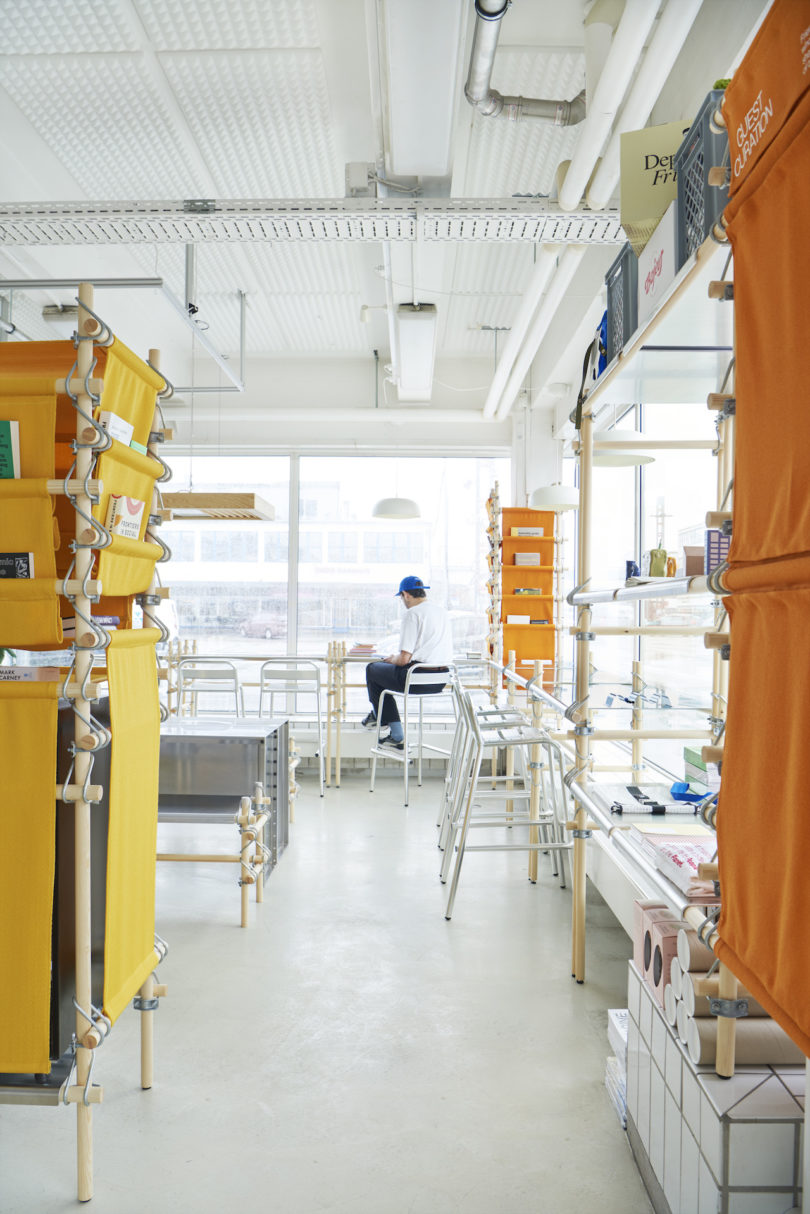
[1,769,653,1213]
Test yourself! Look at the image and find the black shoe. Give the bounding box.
[379,735,404,752]
[361,712,377,730]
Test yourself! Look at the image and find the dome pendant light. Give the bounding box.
[371,497,421,519]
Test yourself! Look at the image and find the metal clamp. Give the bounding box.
[709,997,750,1019]
[136,593,162,606]
[132,995,160,1012]
[573,723,594,736]
[572,829,592,839]
[575,631,595,641]
[720,644,731,661]
[183,198,216,213]
[148,430,166,444]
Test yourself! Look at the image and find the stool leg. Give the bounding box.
[403,694,410,806]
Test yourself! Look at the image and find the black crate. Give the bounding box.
[675,89,729,265]
[605,242,638,364]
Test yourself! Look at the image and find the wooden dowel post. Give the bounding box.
[237,795,252,928]
[631,659,643,779]
[139,971,156,1090]
[716,962,739,1078]
[74,282,97,1203]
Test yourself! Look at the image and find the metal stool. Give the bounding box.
[369,663,455,806]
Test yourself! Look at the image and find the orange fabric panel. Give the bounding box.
[0,395,57,477]
[716,588,810,1056]
[725,89,810,565]
[723,552,810,594]
[722,0,810,192]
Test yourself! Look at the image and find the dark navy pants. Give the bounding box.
[365,662,447,726]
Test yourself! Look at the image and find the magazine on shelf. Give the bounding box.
[0,666,60,682]
[0,551,34,578]
[0,420,20,478]
[628,821,719,900]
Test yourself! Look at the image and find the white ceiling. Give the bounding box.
[0,0,770,452]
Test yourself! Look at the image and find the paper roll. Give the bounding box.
[676,999,690,1044]
[669,957,683,1001]
[664,983,679,1027]
[677,927,715,973]
[687,1016,805,1066]
[681,971,765,1018]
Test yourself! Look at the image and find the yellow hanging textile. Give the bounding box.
[99,338,165,448]
[0,681,61,1073]
[94,443,163,596]
[0,479,62,646]
[102,628,162,1023]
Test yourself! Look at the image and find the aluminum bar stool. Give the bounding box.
[442,690,573,919]
[369,663,455,806]
[259,659,325,796]
[177,658,245,717]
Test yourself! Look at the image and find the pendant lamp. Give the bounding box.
[591,430,655,467]
[529,484,579,511]
[371,497,421,519]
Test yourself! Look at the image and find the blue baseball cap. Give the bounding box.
[395,575,430,596]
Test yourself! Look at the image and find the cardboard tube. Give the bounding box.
[669,956,683,1001]
[664,983,679,1027]
[677,927,716,973]
[687,1016,805,1066]
[684,988,768,1019]
[676,1000,690,1044]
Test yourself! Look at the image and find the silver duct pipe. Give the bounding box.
[464,0,586,126]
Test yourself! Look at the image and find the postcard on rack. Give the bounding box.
[105,495,146,540]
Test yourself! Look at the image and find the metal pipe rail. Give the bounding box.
[569,575,712,606]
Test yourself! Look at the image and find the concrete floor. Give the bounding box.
[0,769,653,1213]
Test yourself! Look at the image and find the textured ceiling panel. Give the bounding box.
[135,0,319,50]
[162,50,342,197]
[1,0,136,53]
[442,293,523,358]
[462,49,585,198]
[445,241,535,296]
[0,54,208,198]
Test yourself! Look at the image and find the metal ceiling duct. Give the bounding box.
[464,0,586,126]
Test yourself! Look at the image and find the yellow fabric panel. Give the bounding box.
[98,338,164,448]
[0,397,57,478]
[95,442,159,539]
[93,443,162,595]
[103,628,162,1023]
[0,681,60,1072]
[0,580,62,648]
[0,482,58,575]
[98,534,163,597]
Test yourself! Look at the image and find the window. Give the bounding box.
[200,531,258,562]
[363,531,424,563]
[299,532,323,563]
[328,532,358,563]
[263,532,288,563]
[167,530,196,562]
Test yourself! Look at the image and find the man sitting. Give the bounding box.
[363,576,452,751]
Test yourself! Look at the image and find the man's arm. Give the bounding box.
[384,650,413,666]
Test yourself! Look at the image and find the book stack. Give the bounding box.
[349,643,376,658]
[61,615,120,640]
[628,821,719,902]
[513,587,545,595]
[510,526,544,537]
[513,552,541,566]
[683,745,720,792]
[605,1007,628,1128]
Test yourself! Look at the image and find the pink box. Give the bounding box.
[650,919,682,1006]
[632,901,667,973]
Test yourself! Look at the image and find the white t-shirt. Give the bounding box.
[399,599,453,665]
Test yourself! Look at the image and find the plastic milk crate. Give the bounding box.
[674,88,729,266]
[605,241,638,364]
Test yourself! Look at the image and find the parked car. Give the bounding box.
[239,612,286,639]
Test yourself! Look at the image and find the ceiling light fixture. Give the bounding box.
[395,303,437,401]
[529,484,579,511]
[371,497,421,520]
[591,430,656,467]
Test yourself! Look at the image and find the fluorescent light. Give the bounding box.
[372,497,421,519]
[383,0,465,176]
[396,303,437,401]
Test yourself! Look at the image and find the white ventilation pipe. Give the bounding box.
[494,244,587,420]
[587,0,704,210]
[557,0,662,211]
[482,246,559,419]
[465,0,586,125]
